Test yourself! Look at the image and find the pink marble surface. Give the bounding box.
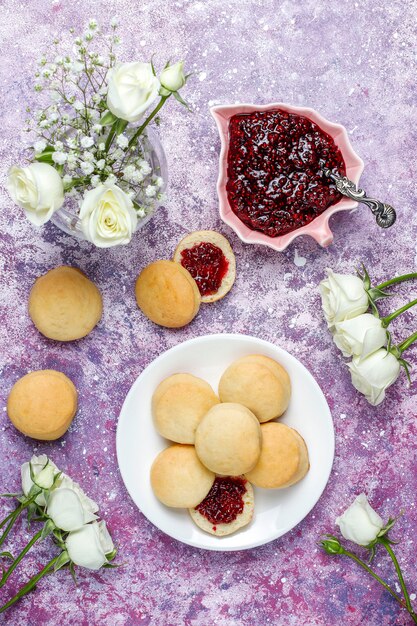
[1,0,416,624]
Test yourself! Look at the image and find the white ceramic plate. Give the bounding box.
[116,334,334,551]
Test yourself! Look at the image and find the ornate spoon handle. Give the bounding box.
[322,167,396,228]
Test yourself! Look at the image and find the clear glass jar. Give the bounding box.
[50,127,168,241]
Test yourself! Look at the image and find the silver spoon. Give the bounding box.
[321,167,397,228]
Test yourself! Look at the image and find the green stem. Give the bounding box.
[382,298,417,328]
[377,273,417,291]
[344,550,404,605]
[380,539,417,620]
[398,331,417,354]
[0,530,42,588]
[127,96,169,149]
[0,511,16,532]
[0,555,60,614]
[0,496,37,549]
[104,120,118,153]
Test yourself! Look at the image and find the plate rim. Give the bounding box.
[116,333,335,551]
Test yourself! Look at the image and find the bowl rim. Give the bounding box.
[210,102,364,252]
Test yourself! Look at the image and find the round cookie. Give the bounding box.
[189,477,254,536]
[135,260,201,328]
[29,266,102,341]
[152,374,219,444]
[173,230,236,303]
[7,370,78,440]
[218,355,290,422]
[245,422,309,489]
[195,403,262,476]
[150,445,215,508]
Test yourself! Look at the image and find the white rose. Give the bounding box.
[333,314,387,360]
[66,521,114,570]
[7,162,64,226]
[46,478,98,531]
[21,455,60,506]
[347,348,401,406]
[336,493,383,546]
[79,183,138,248]
[107,62,160,122]
[319,268,369,328]
[159,61,186,93]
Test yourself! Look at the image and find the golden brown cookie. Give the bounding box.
[189,476,254,536]
[218,355,291,422]
[7,370,78,440]
[29,266,102,341]
[135,260,201,328]
[152,373,219,444]
[245,422,309,489]
[173,230,236,303]
[195,403,262,476]
[150,444,215,508]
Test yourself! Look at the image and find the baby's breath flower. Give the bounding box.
[39,56,47,66]
[92,123,103,133]
[80,161,94,175]
[105,173,116,185]
[138,160,152,176]
[98,142,105,151]
[82,151,95,163]
[88,18,98,30]
[34,140,47,153]
[34,84,43,92]
[54,141,64,150]
[73,100,85,112]
[136,207,146,218]
[71,62,84,74]
[145,185,157,198]
[110,17,119,28]
[52,151,68,164]
[96,159,106,170]
[92,94,101,104]
[80,136,94,148]
[63,174,73,185]
[91,174,101,186]
[74,37,82,46]
[66,137,77,149]
[85,32,94,42]
[49,112,59,122]
[155,176,164,188]
[116,134,128,149]
[39,120,49,128]
[61,114,70,123]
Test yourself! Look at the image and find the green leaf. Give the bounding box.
[173,90,192,111]
[69,562,77,585]
[0,552,14,561]
[53,551,70,572]
[150,54,156,76]
[0,493,20,498]
[41,519,55,540]
[99,110,118,126]
[115,119,128,135]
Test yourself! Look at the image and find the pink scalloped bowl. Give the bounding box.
[211,102,364,251]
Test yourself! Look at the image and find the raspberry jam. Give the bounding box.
[180,242,229,297]
[226,109,346,237]
[195,476,247,525]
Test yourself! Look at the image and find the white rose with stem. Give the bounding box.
[0,454,116,615]
[319,266,417,328]
[6,163,64,225]
[79,182,138,248]
[348,330,417,406]
[333,297,417,360]
[320,495,417,624]
[65,521,115,570]
[0,456,61,552]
